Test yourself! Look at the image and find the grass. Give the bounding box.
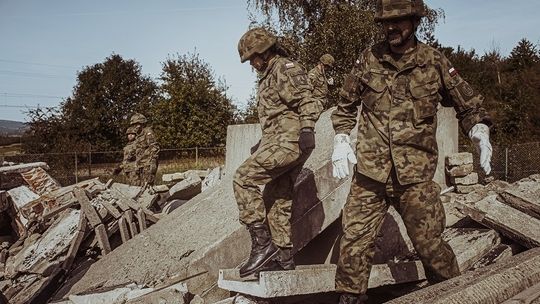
[0,143,22,156]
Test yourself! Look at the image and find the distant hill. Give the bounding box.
[0,120,27,136]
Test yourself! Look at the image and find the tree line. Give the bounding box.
[19,0,540,155]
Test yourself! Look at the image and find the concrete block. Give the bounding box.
[95,224,111,255]
[459,194,540,248]
[441,193,467,227]
[168,174,202,200]
[126,282,187,304]
[446,152,473,167]
[471,244,514,271]
[499,175,540,219]
[455,184,482,194]
[447,163,474,177]
[202,166,222,192]
[443,228,501,272]
[224,124,262,176]
[0,162,49,174]
[451,172,478,186]
[386,248,540,304]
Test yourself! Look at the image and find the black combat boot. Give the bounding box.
[239,222,279,277]
[276,247,295,271]
[339,293,368,304]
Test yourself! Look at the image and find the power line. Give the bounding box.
[0,104,42,109]
[1,93,65,99]
[0,70,73,79]
[0,59,78,69]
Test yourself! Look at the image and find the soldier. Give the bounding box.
[309,53,335,108]
[130,113,160,186]
[113,126,139,185]
[330,0,493,303]
[234,27,322,278]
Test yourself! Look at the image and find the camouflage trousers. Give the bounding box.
[124,170,141,186]
[336,171,460,294]
[233,142,310,248]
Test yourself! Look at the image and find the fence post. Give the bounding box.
[88,150,92,177]
[195,147,199,166]
[505,147,509,182]
[74,152,78,184]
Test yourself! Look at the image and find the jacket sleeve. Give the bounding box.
[279,62,323,129]
[331,58,364,135]
[438,53,492,135]
[142,128,160,163]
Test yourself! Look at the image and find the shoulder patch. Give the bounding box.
[449,67,458,77]
[285,62,295,69]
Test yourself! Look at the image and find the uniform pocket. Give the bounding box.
[410,80,439,124]
[360,73,387,111]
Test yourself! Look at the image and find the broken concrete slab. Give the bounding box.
[0,162,49,174]
[126,282,188,304]
[224,124,262,176]
[202,166,222,192]
[386,247,540,304]
[459,194,540,248]
[162,170,209,184]
[455,184,483,194]
[6,209,81,276]
[20,167,61,195]
[7,185,39,211]
[443,228,501,272]
[446,152,473,167]
[499,175,540,219]
[451,172,479,186]
[502,281,540,304]
[168,174,202,200]
[471,244,514,271]
[447,163,474,177]
[441,193,467,227]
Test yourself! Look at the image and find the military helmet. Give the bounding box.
[320,54,335,67]
[130,113,147,125]
[126,126,138,134]
[374,0,426,22]
[238,27,277,63]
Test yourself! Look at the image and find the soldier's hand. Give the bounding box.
[469,123,492,175]
[332,134,357,179]
[112,167,122,176]
[298,128,316,152]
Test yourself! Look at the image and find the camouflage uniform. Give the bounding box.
[332,41,491,294]
[233,55,322,248]
[308,65,330,108]
[121,139,139,185]
[134,126,160,186]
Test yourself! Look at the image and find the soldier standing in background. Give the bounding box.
[309,53,335,108]
[233,27,322,278]
[330,0,493,303]
[130,113,160,186]
[113,126,140,185]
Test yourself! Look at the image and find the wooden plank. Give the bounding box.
[94,224,111,255]
[500,189,540,220]
[137,209,147,231]
[458,194,540,248]
[74,188,102,228]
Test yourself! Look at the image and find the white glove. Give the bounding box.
[469,123,492,175]
[332,134,357,179]
[327,77,334,86]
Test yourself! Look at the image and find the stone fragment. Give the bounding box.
[451,172,479,186]
[455,184,482,194]
[443,228,500,272]
[168,174,202,200]
[446,163,474,177]
[446,152,473,167]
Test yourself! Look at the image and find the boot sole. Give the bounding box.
[239,249,280,278]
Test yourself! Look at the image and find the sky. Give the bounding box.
[0,0,539,122]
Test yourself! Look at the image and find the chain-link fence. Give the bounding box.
[0,147,225,188]
[460,142,540,183]
[1,142,539,189]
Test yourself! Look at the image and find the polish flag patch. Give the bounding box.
[449,67,458,77]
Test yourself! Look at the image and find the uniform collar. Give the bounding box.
[259,55,280,81]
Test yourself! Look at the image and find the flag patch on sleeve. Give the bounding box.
[449,67,458,77]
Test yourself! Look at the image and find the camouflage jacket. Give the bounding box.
[134,126,160,168]
[308,65,329,108]
[121,142,137,173]
[257,55,323,147]
[332,41,491,185]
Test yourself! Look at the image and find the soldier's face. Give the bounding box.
[383,18,415,47]
[249,54,266,72]
[128,134,135,141]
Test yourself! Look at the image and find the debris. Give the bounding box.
[201,166,223,192]
[0,162,49,174]
[446,152,473,167]
[168,173,202,200]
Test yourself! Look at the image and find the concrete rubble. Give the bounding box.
[0,162,168,304]
[1,110,540,303]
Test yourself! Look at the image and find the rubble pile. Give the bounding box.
[0,162,170,303]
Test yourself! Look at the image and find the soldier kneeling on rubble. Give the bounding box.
[233,27,323,278]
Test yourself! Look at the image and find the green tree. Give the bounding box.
[247,0,443,107]
[507,38,540,71]
[58,54,159,152]
[151,53,236,148]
